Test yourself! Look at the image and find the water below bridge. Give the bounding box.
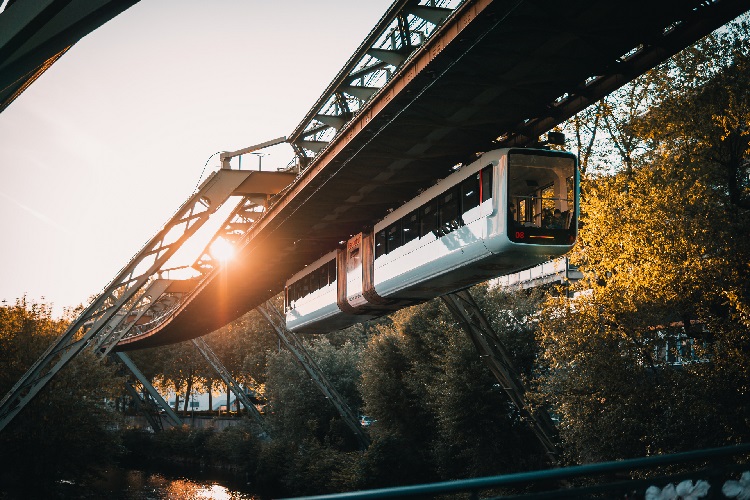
[5,465,260,499]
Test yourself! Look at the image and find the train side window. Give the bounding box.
[439,187,461,234]
[420,200,439,237]
[301,275,310,298]
[481,165,493,202]
[461,174,480,215]
[375,230,387,259]
[402,210,419,244]
[318,265,328,288]
[308,272,318,294]
[328,258,337,282]
[386,222,402,253]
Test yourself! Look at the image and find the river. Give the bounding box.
[3,466,264,499]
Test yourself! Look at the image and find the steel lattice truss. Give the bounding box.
[289,0,462,164]
[0,167,293,432]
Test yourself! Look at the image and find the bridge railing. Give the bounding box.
[288,443,750,499]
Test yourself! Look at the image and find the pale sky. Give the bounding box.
[0,1,392,316]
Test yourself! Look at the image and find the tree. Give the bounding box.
[532,19,750,464]
[263,335,363,449]
[0,297,125,490]
[357,288,547,489]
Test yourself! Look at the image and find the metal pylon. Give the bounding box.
[257,301,370,450]
[113,352,181,430]
[441,289,559,461]
[191,337,269,437]
[0,167,260,433]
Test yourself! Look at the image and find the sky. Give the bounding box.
[0,0,392,317]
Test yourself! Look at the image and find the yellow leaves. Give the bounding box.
[723,289,750,329]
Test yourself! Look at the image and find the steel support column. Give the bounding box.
[191,337,268,437]
[441,289,558,460]
[0,167,256,433]
[114,352,182,429]
[257,301,370,450]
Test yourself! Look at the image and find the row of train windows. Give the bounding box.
[287,258,336,307]
[374,165,493,259]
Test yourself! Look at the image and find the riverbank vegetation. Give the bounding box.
[1,16,749,499]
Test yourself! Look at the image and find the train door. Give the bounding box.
[344,233,366,308]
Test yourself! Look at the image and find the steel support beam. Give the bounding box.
[441,289,558,461]
[0,167,257,433]
[191,337,268,437]
[123,380,164,432]
[113,352,182,429]
[257,301,370,450]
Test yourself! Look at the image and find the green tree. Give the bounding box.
[358,288,547,488]
[263,336,362,449]
[0,297,125,490]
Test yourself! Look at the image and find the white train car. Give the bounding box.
[285,147,578,333]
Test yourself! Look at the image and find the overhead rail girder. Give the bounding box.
[498,0,750,148]
[257,301,370,450]
[408,5,455,25]
[0,162,294,433]
[0,0,141,113]
[289,0,461,157]
[442,289,559,461]
[115,168,295,349]
[95,278,175,356]
[101,0,749,354]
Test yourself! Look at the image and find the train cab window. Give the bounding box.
[439,187,461,234]
[461,174,480,215]
[375,230,387,258]
[507,150,577,244]
[481,165,493,202]
[402,210,419,244]
[386,222,402,253]
[420,200,438,237]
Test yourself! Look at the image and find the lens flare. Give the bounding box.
[209,237,235,262]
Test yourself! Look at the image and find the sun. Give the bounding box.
[209,237,235,263]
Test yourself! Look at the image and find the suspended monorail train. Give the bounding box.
[285,147,579,333]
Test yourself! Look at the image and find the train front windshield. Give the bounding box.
[506,150,577,245]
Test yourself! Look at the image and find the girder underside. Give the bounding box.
[116,0,748,350]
